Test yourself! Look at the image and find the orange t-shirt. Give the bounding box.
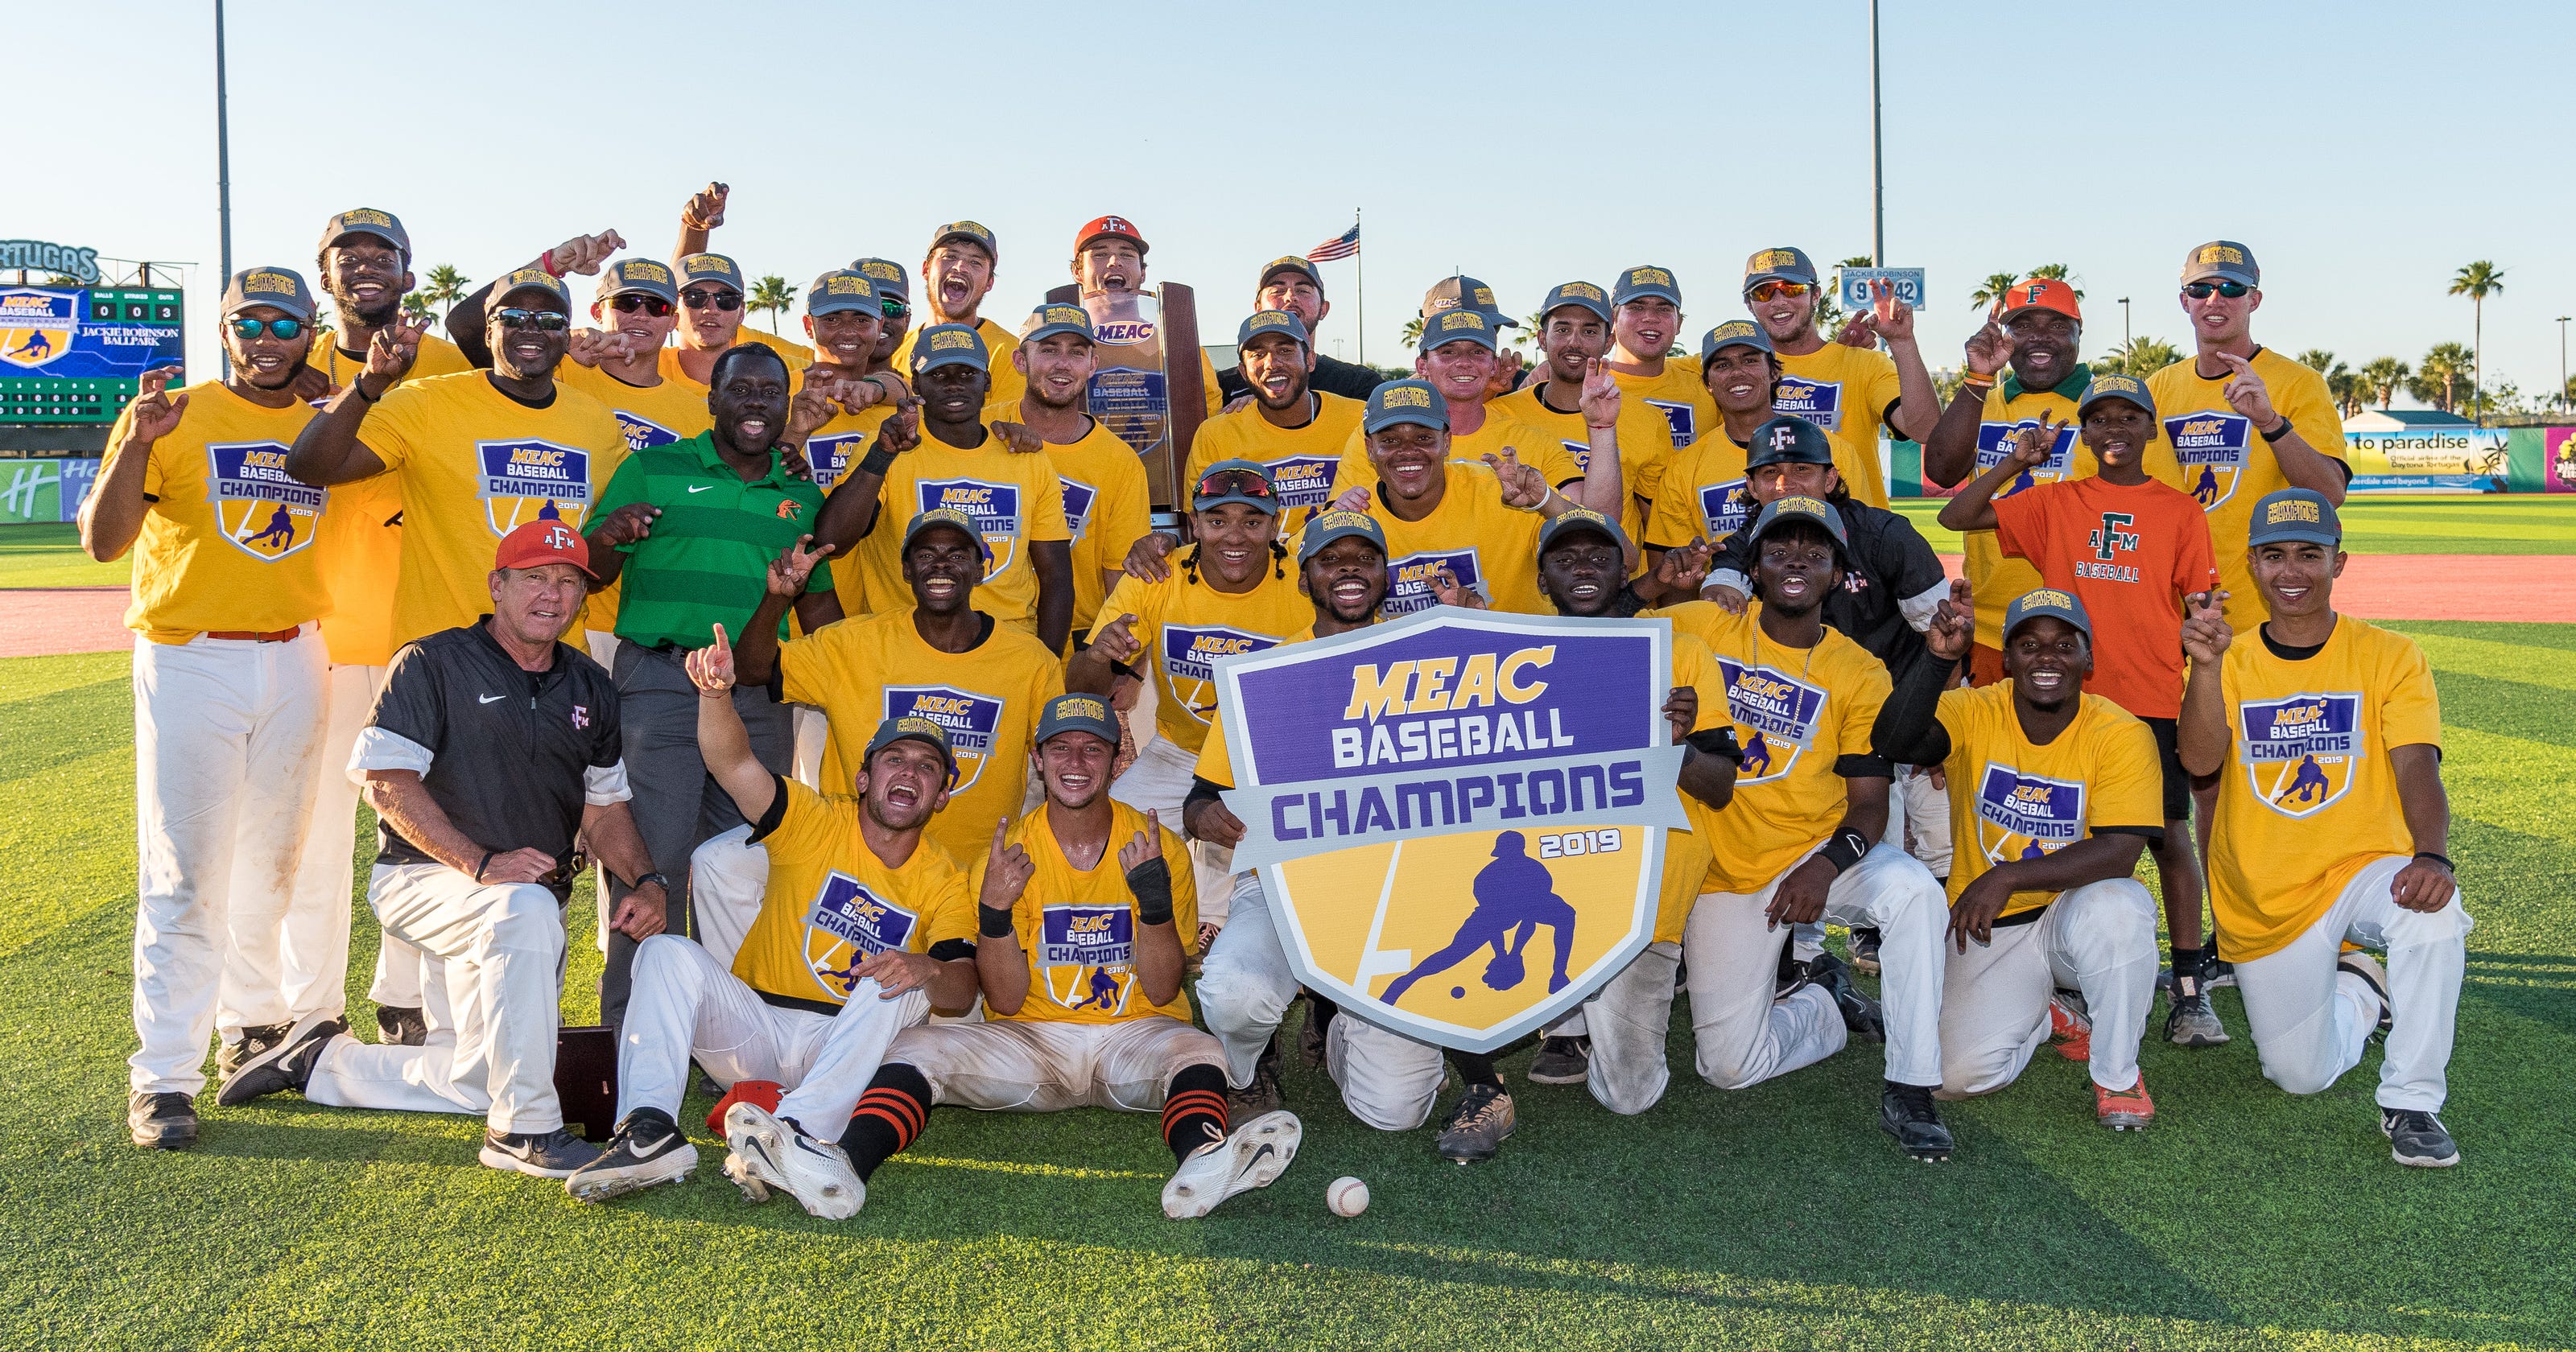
[1992,475,2216,719]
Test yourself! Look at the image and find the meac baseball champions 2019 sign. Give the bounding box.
[1215,610,1686,1053]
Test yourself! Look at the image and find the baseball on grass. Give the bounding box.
[1327,1175,1370,1217]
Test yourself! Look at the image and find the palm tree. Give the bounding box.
[2099,335,2180,377]
[2446,261,2504,423]
[419,264,471,315]
[748,274,796,334]
[2360,357,2409,409]
[1968,272,2020,314]
[398,292,435,324]
[2413,343,2476,413]
[2296,348,2336,373]
[1399,315,1425,348]
[2026,263,2083,299]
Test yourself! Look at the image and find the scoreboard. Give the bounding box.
[0,286,186,424]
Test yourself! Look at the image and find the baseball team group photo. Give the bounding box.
[7,2,2572,1348]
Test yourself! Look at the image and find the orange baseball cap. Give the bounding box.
[1997,278,2081,324]
[494,518,595,578]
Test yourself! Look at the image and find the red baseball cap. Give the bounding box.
[1997,278,2082,324]
[1074,215,1148,255]
[495,518,595,577]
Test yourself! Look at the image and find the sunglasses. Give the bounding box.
[610,295,674,317]
[881,298,910,319]
[1746,281,1810,303]
[1194,468,1278,504]
[681,288,743,311]
[2183,281,2251,299]
[229,317,304,340]
[494,308,568,332]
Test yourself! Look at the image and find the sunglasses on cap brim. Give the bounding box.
[1193,469,1278,505]
[2183,281,2251,299]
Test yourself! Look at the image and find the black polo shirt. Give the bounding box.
[1217,352,1388,404]
[359,620,625,872]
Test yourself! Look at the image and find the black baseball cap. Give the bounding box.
[1744,415,1835,469]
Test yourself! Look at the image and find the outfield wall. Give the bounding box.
[0,459,98,524]
[1889,427,2571,497]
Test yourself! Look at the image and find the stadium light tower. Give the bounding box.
[215,0,233,283]
[1868,0,1883,266]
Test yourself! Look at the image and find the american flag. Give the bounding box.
[1306,222,1360,262]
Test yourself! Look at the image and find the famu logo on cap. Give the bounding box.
[1385,385,1433,409]
[2266,497,2322,526]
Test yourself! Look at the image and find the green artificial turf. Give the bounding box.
[5,625,2572,1350]
[0,521,126,589]
[1890,493,2576,561]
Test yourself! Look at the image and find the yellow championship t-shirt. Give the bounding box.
[1187,392,1368,530]
[1650,633,1728,942]
[795,379,896,600]
[1934,683,2161,919]
[894,317,1025,410]
[850,427,1074,627]
[2207,617,2442,962]
[778,608,1065,865]
[363,370,625,649]
[1354,462,1548,618]
[1192,624,1325,789]
[1646,428,1757,550]
[1493,380,1676,554]
[2149,348,2347,627]
[1656,600,1891,892]
[1774,343,1904,509]
[734,325,815,373]
[305,332,475,666]
[1963,380,2093,649]
[734,777,975,1009]
[114,382,330,642]
[972,801,1199,1024]
[1335,411,1581,506]
[1014,410,1150,637]
[1610,362,1719,453]
[1096,563,1315,757]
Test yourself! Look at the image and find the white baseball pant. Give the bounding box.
[1112,735,1236,926]
[1587,842,1945,1104]
[1195,869,1300,1087]
[2235,855,2471,1112]
[128,629,328,1095]
[304,862,569,1132]
[685,824,765,971]
[611,934,929,1129]
[1889,766,1955,880]
[1937,878,2160,1098]
[1323,1011,1454,1130]
[276,661,382,1024]
[891,1016,1219,1111]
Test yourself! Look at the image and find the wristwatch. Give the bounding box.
[634,872,671,891]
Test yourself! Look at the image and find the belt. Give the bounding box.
[204,626,302,643]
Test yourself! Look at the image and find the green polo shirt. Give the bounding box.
[595,432,832,651]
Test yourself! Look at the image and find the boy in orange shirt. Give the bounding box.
[1938,373,2225,1049]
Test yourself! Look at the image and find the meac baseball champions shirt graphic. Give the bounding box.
[2167,411,2254,509]
[1160,624,1279,724]
[2236,690,2365,818]
[1974,418,2081,497]
[803,872,919,1001]
[207,442,328,559]
[883,684,1005,793]
[1973,765,2088,864]
[1214,609,1686,1052]
[476,439,593,534]
[915,477,1023,578]
[1713,653,1829,784]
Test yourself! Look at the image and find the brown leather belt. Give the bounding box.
[204,627,302,643]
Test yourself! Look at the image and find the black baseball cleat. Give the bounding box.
[1435,1083,1518,1164]
[2339,952,2395,1038]
[481,1127,604,1179]
[128,1091,197,1149]
[567,1110,701,1202]
[2202,950,2236,989]
[1880,1082,1955,1161]
[1297,1004,1330,1069]
[1525,1035,1591,1086]
[376,1004,427,1047]
[217,1012,346,1107]
[1228,1039,1286,1118]
[1802,952,1885,1044]
[217,1021,292,1078]
[2381,1108,2460,1168]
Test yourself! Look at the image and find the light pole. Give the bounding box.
[215,0,233,284]
[1868,0,1884,266]
[2119,297,2131,350]
[2559,315,2570,413]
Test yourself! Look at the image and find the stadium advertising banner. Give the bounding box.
[0,460,100,525]
[2341,427,2512,493]
[1214,609,1684,1053]
[1,287,184,381]
[2546,428,2576,493]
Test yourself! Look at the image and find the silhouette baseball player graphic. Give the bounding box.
[1071,967,1122,1012]
[10,330,52,361]
[2276,752,2331,805]
[242,503,297,550]
[2193,464,2222,505]
[1378,831,1579,1005]
[1740,730,1775,779]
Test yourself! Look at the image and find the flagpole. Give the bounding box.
[1352,208,1364,369]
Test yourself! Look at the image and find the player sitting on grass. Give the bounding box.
[564,629,976,1215]
[837,694,1301,1219]
[2177,489,2471,1169]
[1880,587,2166,1130]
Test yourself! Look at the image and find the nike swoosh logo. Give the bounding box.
[687,484,713,493]
[1245,1144,1277,1168]
[479,694,505,704]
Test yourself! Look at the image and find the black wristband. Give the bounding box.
[1125,856,1175,927]
[1685,726,1744,765]
[1818,829,1870,875]
[352,377,382,404]
[978,903,1016,938]
[2413,851,2454,872]
[473,851,493,882]
[2259,415,2295,443]
[858,442,898,477]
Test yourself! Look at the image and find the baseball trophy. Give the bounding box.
[1047,282,1205,519]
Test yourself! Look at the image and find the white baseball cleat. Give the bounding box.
[1163,1110,1301,1219]
[722,1100,865,1220]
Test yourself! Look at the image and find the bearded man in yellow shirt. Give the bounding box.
[2178,490,2467,1169]
[1742,247,1939,508]
[84,270,334,1149]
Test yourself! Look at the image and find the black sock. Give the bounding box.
[839,1063,931,1181]
[1777,944,1806,983]
[1447,1050,1503,1089]
[1307,991,1340,1038]
[1855,925,1882,943]
[1162,1064,1229,1161]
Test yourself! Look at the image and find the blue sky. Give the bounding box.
[21,0,2574,403]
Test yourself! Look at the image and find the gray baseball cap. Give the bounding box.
[1297,509,1389,564]
[1742,247,1819,289]
[1417,307,1500,352]
[909,323,990,373]
[1363,379,1448,434]
[806,270,878,316]
[2246,488,2341,548]
[677,253,745,295]
[852,257,910,302]
[2076,373,2157,420]
[1237,309,1310,348]
[221,266,317,321]
[1538,507,1631,558]
[1612,265,1683,307]
[1538,280,1613,326]
[597,258,680,305]
[1747,494,1849,555]
[2182,241,2260,287]
[1022,302,1092,345]
[316,208,409,260]
[1036,693,1121,748]
[1700,319,1777,363]
[2004,588,2092,641]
